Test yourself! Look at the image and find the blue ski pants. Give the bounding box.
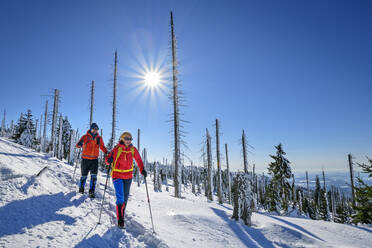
[113,178,132,205]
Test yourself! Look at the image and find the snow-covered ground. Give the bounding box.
[0,137,371,248]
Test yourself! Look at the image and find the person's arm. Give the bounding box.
[75,135,85,148]
[105,146,116,165]
[99,136,108,154]
[133,147,145,174]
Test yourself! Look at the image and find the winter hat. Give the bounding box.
[90,123,99,130]
[120,131,132,141]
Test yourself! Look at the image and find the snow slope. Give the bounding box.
[0,137,371,248]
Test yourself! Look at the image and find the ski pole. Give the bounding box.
[70,149,81,191]
[98,165,111,224]
[144,176,155,233]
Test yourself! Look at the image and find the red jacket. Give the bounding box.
[76,131,107,160]
[105,143,144,179]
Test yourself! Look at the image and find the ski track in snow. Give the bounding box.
[0,137,371,248]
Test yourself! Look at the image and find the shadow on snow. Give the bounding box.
[0,192,85,238]
[0,151,50,161]
[264,214,325,242]
[210,207,275,248]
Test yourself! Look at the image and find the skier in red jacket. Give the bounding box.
[105,131,147,228]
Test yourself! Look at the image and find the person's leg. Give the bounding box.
[89,159,98,196]
[122,178,132,217]
[123,178,132,206]
[79,159,89,193]
[113,178,125,227]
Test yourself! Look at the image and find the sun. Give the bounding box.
[144,71,161,87]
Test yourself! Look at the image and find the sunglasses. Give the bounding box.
[124,137,132,141]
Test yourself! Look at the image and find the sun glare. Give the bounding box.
[144,71,161,87]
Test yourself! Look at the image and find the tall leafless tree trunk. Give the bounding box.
[51,89,59,156]
[57,115,63,160]
[35,118,38,148]
[90,80,95,127]
[225,143,231,204]
[348,154,356,207]
[242,129,248,173]
[306,170,309,197]
[331,185,336,221]
[137,128,141,186]
[1,109,5,137]
[68,129,76,165]
[111,51,118,149]
[170,11,181,198]
[39,114,42,140]
[322,169,330,218]
[215,119,223,204]
[206,128,213,201]
[42,100,48,152]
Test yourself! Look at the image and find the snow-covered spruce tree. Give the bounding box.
[18,110,37,148]
[335,194,351,223]
[296,188,303,214]
[313,175,329,220]
[61,116,72,159]
[231,173,255,226]
[267,143,292,213]
[265,179,280,212]
[154,162,162,192]
[12,113,26,141]
[8,120,14,139]
[302,197,316,219]
[352,159,372,224]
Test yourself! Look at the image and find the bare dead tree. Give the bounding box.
[322,168,330,219]
[242,129,248,173]
[1,109,5,136]
[225,143,231,204]
[35,118,38,143]
[68,129,76,165]
[348,154,356,207]
[57,115,63,160]
[170,11,182,198]
[51,89,59,156]
[306,170,309,197]
[215,119,223,204]
[90,80,95,127]
[137,128,141,187]
[206,128,213,201]
[42,100,48,152]
[39,114,42,140]
[111,51,118,149]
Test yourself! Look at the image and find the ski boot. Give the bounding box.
[88,189,95,198]
[79,187,84,194]
[116,203,125,228]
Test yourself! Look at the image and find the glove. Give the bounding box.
[142,169,147,178]
[107,156,113,165]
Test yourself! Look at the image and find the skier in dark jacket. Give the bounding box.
[105,131,147,228]
[76,123,107,198]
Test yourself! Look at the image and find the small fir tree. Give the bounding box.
[267,143,292,213]
[352,159,372,224]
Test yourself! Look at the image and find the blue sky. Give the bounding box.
[1,0,371,172]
